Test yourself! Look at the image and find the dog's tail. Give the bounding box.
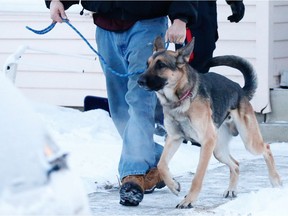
[204,55,257,101]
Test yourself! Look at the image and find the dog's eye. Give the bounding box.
[156,60,167,69]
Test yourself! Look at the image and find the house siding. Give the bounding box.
[272,2,288,88]
[0,10,105,107]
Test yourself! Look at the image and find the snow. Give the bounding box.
[34,90,288,215]
[0,74,91,215]
[215,187,288,216]
[0,170,91,215]
[0,73,288,215]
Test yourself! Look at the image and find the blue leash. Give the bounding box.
[26,19,170,77]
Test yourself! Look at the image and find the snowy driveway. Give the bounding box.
[88,154,287,216]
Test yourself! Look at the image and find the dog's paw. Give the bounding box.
[176,198,194,209]
[168,179,181,196]
[270,174,283,187]
[223,190,237,198]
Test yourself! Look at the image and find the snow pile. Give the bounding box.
[215,186,288,216]
[0,74,90,215]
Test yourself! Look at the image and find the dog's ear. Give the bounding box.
[153,36,165,52]
[176,37,195,66]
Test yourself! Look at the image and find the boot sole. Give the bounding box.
[119,182,144,206]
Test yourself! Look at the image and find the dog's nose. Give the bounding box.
[137,75,147,87]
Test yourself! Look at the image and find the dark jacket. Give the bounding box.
[45,1,198,25]
[177,0,244,73]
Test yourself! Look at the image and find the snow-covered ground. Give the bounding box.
[0,74,287,215]
[35,103,288,216]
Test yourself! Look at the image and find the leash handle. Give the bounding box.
[26,22,56,35]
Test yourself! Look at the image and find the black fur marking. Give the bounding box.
[152,52,177,70]
[155,59,177,71]
[204,55,257,100]
[176,203,193,209]
[197,72,244,128]
[138,74,167,91]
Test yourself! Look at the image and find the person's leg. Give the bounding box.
[96,27,129,137]
[96,17,167,206]
[96,26,159,178]
[187,1,218,73]
[97,17,167,179]
[118,17,167,179]
[154,98,167,137]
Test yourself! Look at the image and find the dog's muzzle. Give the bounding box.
[138,73,167,91]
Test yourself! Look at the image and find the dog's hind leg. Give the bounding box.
[230,99,282,187]
[214,124,239,198]
[262,144,283,186]
[157,135,182,196]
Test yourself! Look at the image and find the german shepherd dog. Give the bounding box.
[138,36,282,208]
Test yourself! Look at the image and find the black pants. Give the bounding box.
[177,0,218,73]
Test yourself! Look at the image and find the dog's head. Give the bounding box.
[138,36,195,91]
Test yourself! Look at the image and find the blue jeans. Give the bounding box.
[96,17,168,180]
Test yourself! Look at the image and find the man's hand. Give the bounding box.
[50,0,68,23]
[227,1,245,23]
[165,19,186,44]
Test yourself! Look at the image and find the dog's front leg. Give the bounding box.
[176,134,217,209]
[157,135,182,196]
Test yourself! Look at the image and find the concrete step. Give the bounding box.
[257,88,288,143]
[266,88,288,122]
[259,123,288,143]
